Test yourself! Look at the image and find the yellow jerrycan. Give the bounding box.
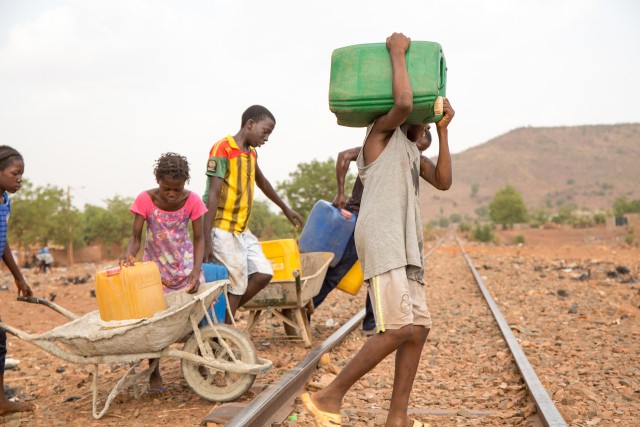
[94,261,167,321]
[260,239,302,281]
[337,261,364,295]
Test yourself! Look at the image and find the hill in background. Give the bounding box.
[419,123,640,223]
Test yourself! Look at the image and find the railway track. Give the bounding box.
[204,235,567,426]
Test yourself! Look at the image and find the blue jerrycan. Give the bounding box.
[298,200,356,267]
[199,263,228,326]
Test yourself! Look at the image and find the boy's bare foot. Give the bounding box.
[0,399,35,416]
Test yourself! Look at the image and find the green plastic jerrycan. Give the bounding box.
[329,41,447,127]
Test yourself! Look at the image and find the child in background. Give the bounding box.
[122,152,207,395]
[0,146,35,416]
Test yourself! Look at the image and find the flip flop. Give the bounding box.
[148,386,167,397]
[301,392,341,426]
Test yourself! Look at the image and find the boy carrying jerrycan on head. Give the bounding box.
[303,32,454,427]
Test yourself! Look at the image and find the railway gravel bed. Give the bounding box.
[290,238,539,426]
[1,226,638,426]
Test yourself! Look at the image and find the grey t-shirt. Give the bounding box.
[354,126,425,284]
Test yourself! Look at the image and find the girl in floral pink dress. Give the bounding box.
[123,152,207,292]
[122,152,207,394]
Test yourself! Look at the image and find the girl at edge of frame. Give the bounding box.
[0,145,35,416]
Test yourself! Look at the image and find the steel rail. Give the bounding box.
[455,236,567,427]
[224,309,365,427]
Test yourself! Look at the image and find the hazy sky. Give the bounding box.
[1,0,639,209]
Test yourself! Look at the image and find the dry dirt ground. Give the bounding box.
[1,224,638,426]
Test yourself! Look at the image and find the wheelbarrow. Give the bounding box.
[0,280,272,419]
[242,252,334,347]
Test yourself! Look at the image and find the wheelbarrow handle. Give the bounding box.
[17,295,43,304]
[293,269,303,307]
[17,296,79,321]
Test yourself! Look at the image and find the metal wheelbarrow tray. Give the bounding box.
[242,252,334,347]
[0,280,272,419]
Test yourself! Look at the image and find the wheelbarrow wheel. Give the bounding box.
[182,324,257,402]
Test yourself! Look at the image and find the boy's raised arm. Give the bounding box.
[420,98,455,190]
[255,164,303,228]
[363,32,414,166]
[333,147,360,209]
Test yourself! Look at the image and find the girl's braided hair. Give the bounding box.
[0,146,23,171]
[153,152,190,183]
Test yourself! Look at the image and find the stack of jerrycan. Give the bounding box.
[199,262,228,326]
[299,200,363,295]
[298,200,356,268]
[329,41,447,127]
[94,262,167,321]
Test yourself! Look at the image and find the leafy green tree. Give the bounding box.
[248,199,297,240]
[83,196,140,258]
[83,201,131,247]
[552,204,577,224]
[8,180,71,248]
[529,208,550,227]
[612,196,640,216]
[489,185,527,229]
[276,158,355,220]
[105,195,135,244]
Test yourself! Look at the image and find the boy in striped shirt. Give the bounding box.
[203,105,303,321]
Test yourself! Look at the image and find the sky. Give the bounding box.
[1,0,639,209]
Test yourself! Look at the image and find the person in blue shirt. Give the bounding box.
[0,146,35,416]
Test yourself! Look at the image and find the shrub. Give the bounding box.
[458,222,471,233]
[472,223,495,243]
[489,186,527,229]
[593,213,607,224]
[513,235,525,244]
[423,223,438,241]
[571,216,594,229]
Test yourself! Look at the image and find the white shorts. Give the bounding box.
[212,228,273,295]
[368,266,432,332]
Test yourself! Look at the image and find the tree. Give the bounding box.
[488,185,527,229]
[83,196,139,258]
[612,196,640,217]
[276,158,355,219]
[8,179,70,248]
[248,199,297,240]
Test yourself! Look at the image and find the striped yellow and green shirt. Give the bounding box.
[203,135,256,234]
